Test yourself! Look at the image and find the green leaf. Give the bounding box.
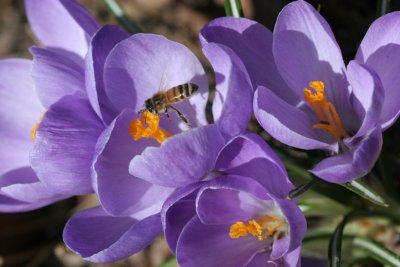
[159,257,177,267]
[341,180,388,207]
[377,0,391,17]
[328,210,391,267]
[103,0,141,33]
[353,237,400,267]
[224,0,244,18]
[288,178,320,199]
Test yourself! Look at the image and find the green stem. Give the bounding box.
[328,210,393,267]
[353,237,400,267]
[224,0,244,18]
[376,0,391,17]
[103,0,141,33]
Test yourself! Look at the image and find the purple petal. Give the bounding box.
[25,0,99,57]
[176,216,265,267]
[93,109,173,216]
[347,61,384,137]
[30,47,86,109]
[30,96,104,195]
[161,183,202,253]
[215,133,293,198]
[356,12,400,129]
[200,17,299,105]
[129,124,225,187]
[63,206,162,262]
[104,33,208,127]
[196,175,270,225]
[0,167,66,212]
[254,86,334,150]
[202,43,253,140]
[85,25,129,124]
[245,252,276,267]
[0,59,43,174]
[273,0,350,113]
[311,126,383,183]
[274,199,306,257]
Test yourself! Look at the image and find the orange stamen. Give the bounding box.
[30,113,45,141]
[129,111,173,144]
[229,214,286,241]
[304,81,349,139]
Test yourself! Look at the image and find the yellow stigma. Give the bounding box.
[304,81,349,139]
[229,214,286,241]
[30,113,45,141]
[129,111,173,144]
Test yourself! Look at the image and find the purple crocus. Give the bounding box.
[162,133,306,267]
[199,0,400,183]
[0,0,101,211]
[62,27,253,261]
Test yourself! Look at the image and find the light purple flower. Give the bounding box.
[62,28,253,261]
[199,0,400,183]
[0,0,101,212]
[162,133,306,267]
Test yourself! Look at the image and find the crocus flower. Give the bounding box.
[162,133,306,267]
[0,0,101,211]
[199,0,399,183]
[63,27,254,261]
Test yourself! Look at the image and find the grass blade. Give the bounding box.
[104,0,141,33]
[342,180,388,207]
[353,237,400,267]
[224,0,244,18]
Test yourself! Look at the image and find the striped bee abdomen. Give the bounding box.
[166,83,199,103]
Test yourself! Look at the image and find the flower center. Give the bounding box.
[304,81,349,140]
[30,113,45,141]
[129,111,173,144]
[229,214,286,241]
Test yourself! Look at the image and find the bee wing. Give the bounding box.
[158,59,172,93]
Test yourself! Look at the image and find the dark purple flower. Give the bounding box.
[162,133,306,267]
[63,27,253,261]
[0,0,101,211]
[199,0,400,183]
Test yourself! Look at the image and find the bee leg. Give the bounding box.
[165,108,172,123]
[169,105,192,128]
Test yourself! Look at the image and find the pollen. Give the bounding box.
[304,81,349,140]
[30,113,45,141]
[129,111,173,144]
[229,214,286,241]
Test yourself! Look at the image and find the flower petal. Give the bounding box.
[215,133,293,198]
[196,175,270,225]
[0,167,66,212]
[347,61,384,137]
[200,17,299,105]
[85,25,129,124]
[0,59,43,174]
[25,0,98,57]
[93,109,173,216]
[356,12,400,129]
[254,86,334,150]
[176,216,265,267]
[129,124,225,187]
[311,127,383,183]
[202,42,252,140]
[30,47,86,109]
[30,96,104,195]
[104,33,208,128]
[274,199,306,257]
[273,0,349,112]
[63,206,162,262]
[162,183,202,253]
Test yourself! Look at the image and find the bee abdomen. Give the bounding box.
[167,83,199,102]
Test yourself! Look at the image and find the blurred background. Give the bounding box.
[0,0,399,266]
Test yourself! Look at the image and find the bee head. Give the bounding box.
[145,99,156,113]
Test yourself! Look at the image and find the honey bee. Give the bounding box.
[140,83,199,126]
